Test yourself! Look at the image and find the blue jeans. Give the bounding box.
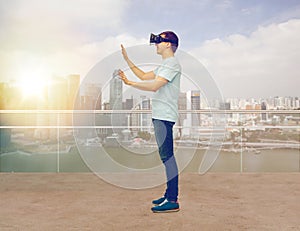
[152,119,179,202]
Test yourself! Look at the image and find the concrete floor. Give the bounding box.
[1,173,300,230]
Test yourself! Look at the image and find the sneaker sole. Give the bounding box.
[152,208,180,213]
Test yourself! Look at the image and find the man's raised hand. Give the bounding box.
[121,44,129,61]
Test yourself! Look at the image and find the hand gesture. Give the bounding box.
[121,44,129,61]
[118,69,132,85]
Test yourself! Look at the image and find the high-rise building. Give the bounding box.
[0,83,9,110]
[261,102,267,121]
[48,76,68,110]
[34,86,49,140]
[228,98,239,109]
[122,97,134,132]
[178,92,187,137]
[0,83,11,148]
[123,97,134,110]
[110,70,124,133]
[219,102,231,120]
[140,95,151,132]
[82,83,101,110]
[48,76,68,140]
[66,74,80,110]
[191,90,201,126]
[131,99,140,136]
[178,92,187,115]
[110,70,123,110]
[294,97,300,109]
[219,102,231,110]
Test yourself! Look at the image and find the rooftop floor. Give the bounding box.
[1,173,300,230]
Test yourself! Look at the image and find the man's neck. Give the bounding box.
[162,50,174,59]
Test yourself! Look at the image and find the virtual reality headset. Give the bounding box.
[149,33,178,45]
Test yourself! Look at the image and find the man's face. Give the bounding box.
[155,34,169,55]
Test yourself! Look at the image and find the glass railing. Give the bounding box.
[0,110,299,173]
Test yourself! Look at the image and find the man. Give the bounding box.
[118,31,181,213]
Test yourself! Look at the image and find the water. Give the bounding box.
[0,146,299,172]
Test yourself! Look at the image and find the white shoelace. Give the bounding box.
[158,199,168,206]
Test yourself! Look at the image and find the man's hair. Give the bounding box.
[160,31,179,53]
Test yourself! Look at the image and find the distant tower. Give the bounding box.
[178,92,187,118]
[140,95,151,132]
[191,90,201,126]
[123,97,134,110]
[261,102,267,121]
[0,83,11,148]
[48,76,68,110]
[66,74,80,110]
[110,70,123,110]
[82,83,101,110]
[110,70,124,133]
[0,83,7,110]
[178,92,187,138]
[48,76,68,140]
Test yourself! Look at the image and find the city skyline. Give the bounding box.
[0,74,299,111]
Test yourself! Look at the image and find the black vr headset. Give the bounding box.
[149,33,178,45]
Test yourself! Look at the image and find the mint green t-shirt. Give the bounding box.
[152,56,181,122]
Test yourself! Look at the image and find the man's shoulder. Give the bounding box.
[163,57,181,69]
[164,56,179,64]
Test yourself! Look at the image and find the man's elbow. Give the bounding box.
[150,86,160,92]
[141,73,149,81]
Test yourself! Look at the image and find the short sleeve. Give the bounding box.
[154,58,180,82]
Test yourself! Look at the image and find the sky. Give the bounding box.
[0,0,300,98]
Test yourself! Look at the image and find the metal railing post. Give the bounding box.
[57,112,60,173]
[240,127,243,173]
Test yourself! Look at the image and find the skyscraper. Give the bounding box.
[66,74,80,110]
[178,92,187,138]
[0,83,11,148]
[123,97,134,110]
[48,76,68,140]
[110,70,123,110]
[191,90,201,126]
[48,76,68,110]
[110,70,124,133]
[82,83,101,110]
[261,102,267,121]
[140,95,151,132]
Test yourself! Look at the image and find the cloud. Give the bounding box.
[215,0,233,10]
[190,19,300,98]
[0,0,134,81]
[0,33,147,82]
[46,33,147,78]
[0,0,130,51]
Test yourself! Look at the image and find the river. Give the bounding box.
[0,145,299,173]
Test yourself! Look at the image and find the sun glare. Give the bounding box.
[16,68,50,99]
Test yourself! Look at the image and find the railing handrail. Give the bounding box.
[0,109,299,114]
[0,126,299,129]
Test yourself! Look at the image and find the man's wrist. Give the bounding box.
[125,57,131,63]
[128,80,135,86]
[127,59,136,69]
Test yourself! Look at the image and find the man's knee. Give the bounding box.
[160,153,168,163]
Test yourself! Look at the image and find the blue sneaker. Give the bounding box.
[152,197,166,205]
[151,199,180,213]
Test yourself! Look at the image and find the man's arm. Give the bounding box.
[121,44,155,81]
[119,70,167,92]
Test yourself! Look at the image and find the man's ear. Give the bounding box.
[166,42,172,49]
